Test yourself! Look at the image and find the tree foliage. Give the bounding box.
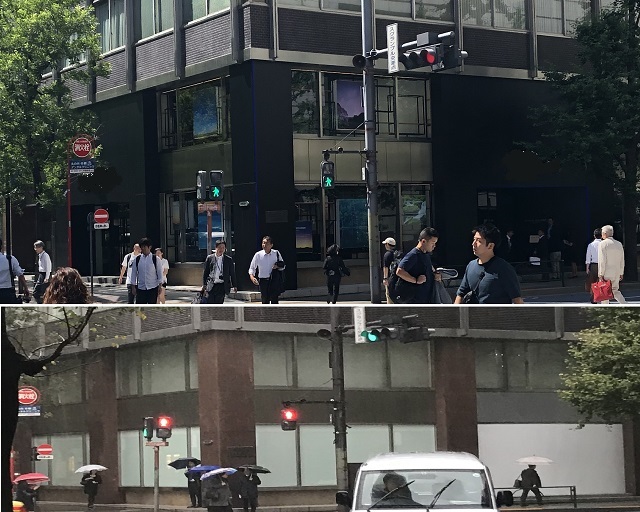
[560,308,640,425]
[0,0,108,208]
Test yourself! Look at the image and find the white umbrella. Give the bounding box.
[516,456,553,465]
[201,467,237,480]
[75,464,108,473]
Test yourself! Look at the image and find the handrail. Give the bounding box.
[494,485,577,508]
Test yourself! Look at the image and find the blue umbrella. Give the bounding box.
[187,465,221,476]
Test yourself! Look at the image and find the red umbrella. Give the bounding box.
[13,473,49,484]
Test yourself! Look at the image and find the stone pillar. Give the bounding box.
[433,338,479,455]
[197,332,256,467]
[623,418,640,495]
[86,349,123,503]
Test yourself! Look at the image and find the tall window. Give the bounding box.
[536,0,590,34]
[183,0,230,23]
[462,0,527,28]
[292,70,319,135]
[95,0,125,53]
[137,0,174,40]
[416,0,454,21]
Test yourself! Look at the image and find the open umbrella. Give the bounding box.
[13,473,49,484]
[516,456,554,465]
[75,464,108,473]
[201,467,237,480]
[187,465,221,476]
[238,464,271,474]
[168,457,201,470]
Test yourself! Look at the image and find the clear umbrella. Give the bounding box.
[201,467,238,480]
[516,456,553,465]
[75,465,108,473]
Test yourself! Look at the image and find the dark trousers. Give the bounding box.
[33,272,47,303]
[587,263,599,302]
[87,493,97,507]
[521,487,543,505]
[210,283,226,304]
[188,480,201,507]
[126,284,136,304]
[258,278,279,304]
[136,287,158,304]
[243,497,258,512]
[0,288,18,304]
[326,276,341,304]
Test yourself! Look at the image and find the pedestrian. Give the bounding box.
[202,474,233,512]
[202,240,237,304]
[118,243,141,304]
[322,244,349,304]
[133,238,164,304]
[519,464,543,506]
[33,240,52,304]
[585,228,602,303]
[248,236,285,304]
[15,481,37,512]
[534,227,550,281]
[454,223,524,304]
[42,267,91,304]
[597,224,626,304]
[562,230,579,278]
[381,237,397,304]
[185,461,202,508]
[394,228,439,304]
[239,468,261,512]
[80,470,102,509]
[546,218,563,279]
[155,248,170,304]
[0,238,30,304]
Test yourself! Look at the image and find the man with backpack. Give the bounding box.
[382,237,400,304]
[133,238,164,304]
[118,243,141,304]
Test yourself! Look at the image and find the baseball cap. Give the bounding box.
[382,237,396,246]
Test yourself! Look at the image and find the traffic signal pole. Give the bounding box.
[153,445,160,512]
[330,308,349,502]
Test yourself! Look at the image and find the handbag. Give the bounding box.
[513,478,522,489]
[462,271,486,304]
[269,251,286,294]
[591,279,614,302]
[340,265,350,277]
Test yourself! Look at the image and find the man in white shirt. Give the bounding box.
[33,240,52,304]
[584,228,601,303]
[119,243,141,304]
[597,224,626,304]
[133,238,164,304]
[0,238,30,304]
[249,236,285,304]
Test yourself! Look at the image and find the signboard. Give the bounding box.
[387,23,399,73]
[145,441,169,447]
[69,159,95,174]
[197,201,220,213]
[37,444,53,456]
[94,209,109,223]
[72,137,92,158]
[94,222,109,230]
[18,386,40,406]
[18,405,42,417]
[353,307,367,344]
[37,454,53,460]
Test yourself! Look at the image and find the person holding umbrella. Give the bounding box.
[239,467,262,512]
[201,469,235,512]
[186,460,202,508]
[80,470,102,508]
[519,465,543,506]
[15,481,38,512]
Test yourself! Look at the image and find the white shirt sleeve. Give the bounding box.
[42,252,52,280]
[249,253,259,276]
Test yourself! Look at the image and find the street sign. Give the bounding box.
[37,444,53,456]
[70,159,95,174]
[72,136,92,158]
[387,23,399,73]
[18,405,41,417]
[37,454,53,460]
[18,386,40,406]
[353,307,367,344]
[145,441,169,447]
[94,209,109,223]
[94,222,109,230]
[197,201,221,213]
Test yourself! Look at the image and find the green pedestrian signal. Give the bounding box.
[212,186,221,198]
[142,416,155,441]
[209,170,224,201]
[323,176,333,188]
[321,160,335,189]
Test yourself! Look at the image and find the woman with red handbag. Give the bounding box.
[596,225,627,304]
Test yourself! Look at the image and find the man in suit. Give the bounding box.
[597,224,626,304]
[202,240,237,303]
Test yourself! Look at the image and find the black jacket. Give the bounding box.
[323,255,348,278]
[81,473,102,496]
[203,253,237,294]
[520,468,542,488]
[239,473,261,499]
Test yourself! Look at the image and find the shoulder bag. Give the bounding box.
[591,279,614,302]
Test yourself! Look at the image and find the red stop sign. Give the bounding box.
[94,209,109,223]
[72,137,92,158]
[18,386,40,406]
[37,444,53,456]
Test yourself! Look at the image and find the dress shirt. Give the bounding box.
[135,253,163,290]
[249,250,284,279]
[0,253,24,289]
[212,254,224,284]
[37,251,52,280]
[585,239,600,266]
[121,253,136,285]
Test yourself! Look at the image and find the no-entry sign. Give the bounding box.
[37,444,53,456]
[72,137,92,158]
[94,209,109,223]
[18,386,40,406]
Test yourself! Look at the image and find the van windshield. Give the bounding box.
[356,470,492,509]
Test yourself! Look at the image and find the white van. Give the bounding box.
[336,452,513,511]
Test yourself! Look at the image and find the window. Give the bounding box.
[462,0,526,28]
[400,184,432,252]
[536,0,590,34]
[347,425,390,462]
[416,0,454,21]
[297,337,333,388]
[397,79,428,136]
[389,341,431,388]
[300,425,337,485]
[50,435,87,486]
[183,0,230,23]
[292,71,319,135]
[376,0,412,17]
[256,426,298,487]
[392,425,436,452]
[43,357,84,405]
[253,335,294,387]
[95,0,125,53]
[136,0,174,40]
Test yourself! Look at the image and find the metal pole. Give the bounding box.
[5,195,12,257]
[154,445,160,512]
[88,213,94,295]
[361,0,381,303]
[207,210,212,254]
[67,162,72,266]
[330,308,349,499]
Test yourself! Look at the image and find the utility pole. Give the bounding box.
[330,307,349,500]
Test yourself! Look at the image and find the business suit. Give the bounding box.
[203,252,237,303]
[597,236,626,303]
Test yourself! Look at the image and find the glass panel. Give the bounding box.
[375,77,395,136]
[344,342,386,389]
[536,0,563,33]
[158,0,174,31]
[51,435,85,486]
[475,341,504,389]
[400,185,431,253]
[189,339,199,389]
[565,0,589,34]
[494,0,527,28]
[190,427,201,459]
[139,0,155,38]
[208,0,230,13]
[256,426,298,487]
[322,0,360,12]
[162,428,189,486]
[297,337,332,388]
[528,342,567,389]
[461,0,492,25]
[280,0,318,7]
[119,431,141,486]
[140,341,187,395]
[389,341,431,388]
[347,425,390,462]
[292,71,319,135]
[112,0,126,48]
[505,341,527,389]
[397,79,427,136]
[375,0,411,17]
[96,3,110,53]
[337,197,368,252]
[32,436,50,478]
[117,347,140,396]
[45,358,83,404]
[184,0,207,22]
[253,335,294,387]
[300,425,337,485]
[392,425,436,452]
[415,0,453,21]
[179,82,222,147]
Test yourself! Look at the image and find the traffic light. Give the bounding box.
[209,170,224,200]
[31,447,38,461]
[397,315,434,343]
[400,31,467,71]
[196,170,208,200]
[156,416,173,439]
[143,417,155,441]
[400,45,442,71]
[441,31,468,70]
[359,327,399,343]
[281,408,298,431]
[321,154,335,189]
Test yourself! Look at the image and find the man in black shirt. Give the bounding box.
[395,228,439,304]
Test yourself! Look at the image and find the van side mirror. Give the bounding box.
[496,490,514,507]
[336,491,352,508]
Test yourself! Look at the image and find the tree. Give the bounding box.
[0,0,108,208]
[560,308,640,425]
[527,0,640,280]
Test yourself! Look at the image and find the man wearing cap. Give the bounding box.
[382,237,397,304]
[202,240,237,304]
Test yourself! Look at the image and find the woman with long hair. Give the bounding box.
[322,244,349,304]
[42,267,91,304]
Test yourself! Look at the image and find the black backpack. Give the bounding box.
[135,254,161,283]
[386,250,404,296]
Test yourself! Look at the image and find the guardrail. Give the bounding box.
[495,485,577,508]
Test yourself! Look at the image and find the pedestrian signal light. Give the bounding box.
[143,417,155,441]
[30,446,38,461]
[196,170,208,200]
[156,415,173,439]
[321,160,335,189]
[281,408,298,431]
[209,171,224,200]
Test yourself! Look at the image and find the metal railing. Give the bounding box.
[495,485,577,508]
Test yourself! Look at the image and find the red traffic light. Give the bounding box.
[420,48,437,65]
[157,416,172,428]
[282,408,297,421]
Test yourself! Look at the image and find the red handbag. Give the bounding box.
[591,280,614,302]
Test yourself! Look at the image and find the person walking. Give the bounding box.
[118,243,141,304]
[248,236,285,304]
[322,244,349,304]
[33,240,52,304]
[133,238,164,304]
[394,228,439,304]
[42,267,91,304]
[534,227,550,281]
[185,461,202,508]
[0,238,30,304]
[546,218,563,279]
[597,224,626,304]
[454,223,524,304]
[381,237,397,304]
[155,248,170,304]
[202,473,233,512]
[202,240,238,304]
[519,465,543,506]
[584,228,602,303]
[80,470,102,509]
[239,468,261,512]
[15,482,37,512]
